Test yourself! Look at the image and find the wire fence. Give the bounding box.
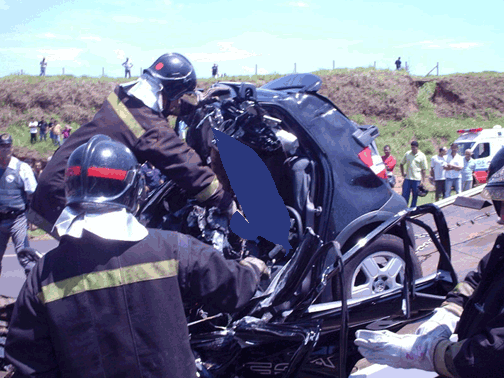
[10,59,443,79]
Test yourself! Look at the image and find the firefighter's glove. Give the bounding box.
[200,86,232,106]
[415,307,460,337]
[241,256,270,280]
[354,327,449,372]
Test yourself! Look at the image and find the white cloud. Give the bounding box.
[37,48,82,62]
[242,66,269,75]
[187,42,259,63]
[112,15,144,23]
[81,35,101,42]
[114,49,126,61]
[288,1,309,7]
[38,32,73,40]
[449,42,481,49]
[148,18,168,25]
[0,0,9,10]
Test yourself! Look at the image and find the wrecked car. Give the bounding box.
[0,74,457,377]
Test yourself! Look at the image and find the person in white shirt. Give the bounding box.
[28,117,38,145]
[444,143,464,198]
[430,146,447,201]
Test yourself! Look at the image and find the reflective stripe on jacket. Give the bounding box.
[5,229,261,378]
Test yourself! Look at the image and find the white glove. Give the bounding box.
[415,307,460,337]
[354,326,450,371]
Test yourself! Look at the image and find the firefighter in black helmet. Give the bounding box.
[30,53,233,235]
[6,135,267,378]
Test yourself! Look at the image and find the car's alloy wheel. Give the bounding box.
[351,251,408,298]
[336,234,422,299]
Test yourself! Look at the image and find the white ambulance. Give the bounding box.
[454,125,504,183]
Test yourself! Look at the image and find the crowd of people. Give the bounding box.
[382,141,477,207]
[26,117,72,147]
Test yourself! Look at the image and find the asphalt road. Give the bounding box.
[0,239,58,297]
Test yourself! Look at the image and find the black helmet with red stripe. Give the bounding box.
[65,134,144,213]
[143,52,197,101]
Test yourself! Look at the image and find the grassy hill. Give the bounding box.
[1,69,503,169]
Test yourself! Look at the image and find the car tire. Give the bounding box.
[335,234,422,300]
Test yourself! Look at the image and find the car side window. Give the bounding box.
[473,143,490,159]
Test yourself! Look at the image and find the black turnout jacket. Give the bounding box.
[5,229,261,378]
[31,85,225,225]
[439,233,504,377]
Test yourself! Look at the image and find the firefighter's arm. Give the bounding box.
[432,314,504,378]
[177,233,263,314]
[5,278,61,377]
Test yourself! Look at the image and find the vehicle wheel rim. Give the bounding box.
[350,251,405,299]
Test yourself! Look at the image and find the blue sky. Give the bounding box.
[0,0,502,78]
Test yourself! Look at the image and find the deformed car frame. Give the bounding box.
[189,203,457,378]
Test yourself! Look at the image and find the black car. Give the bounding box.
[174,73,419,301]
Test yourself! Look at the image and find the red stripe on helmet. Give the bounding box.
[155,62,164,70]
[88,167,128,180]
[66,166,81,177]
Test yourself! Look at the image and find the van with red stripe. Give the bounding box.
[454,125,504,183]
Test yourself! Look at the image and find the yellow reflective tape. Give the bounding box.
[107,92,145,138]
[194,176,220,203]
[38,259,178,304]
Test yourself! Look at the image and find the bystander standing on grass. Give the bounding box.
[430,147,447,201]
[400,141,428,207]
[28,117,38,144]
[48,119,55,144]
[52,121,62,146]
[444,143,464,198]
[62,124,72,143]
[38,117,47,142]
[462,149,477,191]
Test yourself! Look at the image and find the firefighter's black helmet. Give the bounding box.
[0,133,13,145]
[143,53,197,101]
[65,134,144,213]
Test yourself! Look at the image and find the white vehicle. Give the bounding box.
[454,125,504,183]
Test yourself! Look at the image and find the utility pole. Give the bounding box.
[374,61,376,69]
[102,67,105,77]
[255,64,257,75]
[333,60,335,69]
[62,67,65,75]
[294,63,296,73]
[437,62,439,76]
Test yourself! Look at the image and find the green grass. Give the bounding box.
[28,227,49,239]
